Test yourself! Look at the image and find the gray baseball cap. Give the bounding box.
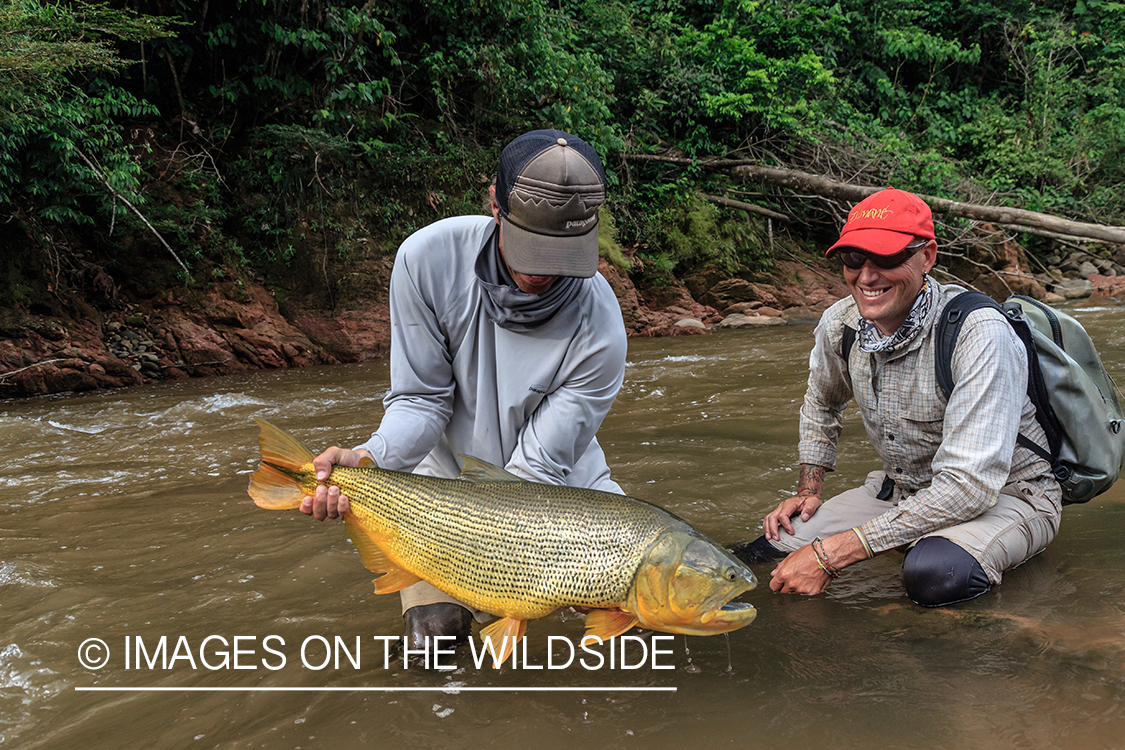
[495,129,606,278]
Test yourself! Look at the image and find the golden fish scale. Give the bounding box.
[295,464,687,619]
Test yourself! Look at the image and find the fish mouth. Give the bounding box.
[712,598,757,628]
[709,581,758,628]
[689,590,757,634]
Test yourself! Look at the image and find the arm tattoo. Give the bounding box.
[796,464,826,498]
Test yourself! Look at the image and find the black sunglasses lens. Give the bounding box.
[838,248,915,270]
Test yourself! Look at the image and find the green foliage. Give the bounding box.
[0,0,175,117]
[6,0,1125,309]
[0,1,174,227]
[139,0,399,139]
[597,205,630,271]
[624,184,772,276]
[675,0,840,138]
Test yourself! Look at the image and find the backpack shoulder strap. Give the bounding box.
[936,291,1061,463]
[1002,300,1064,460]
[841,325,856,364]
[935,290,1002,400]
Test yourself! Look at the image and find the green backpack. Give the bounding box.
[841,291,1125,503]
[934,292,1125,504]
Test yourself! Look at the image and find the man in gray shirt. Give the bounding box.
[300,130,628,651]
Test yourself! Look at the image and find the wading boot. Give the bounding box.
[401,602,473,669]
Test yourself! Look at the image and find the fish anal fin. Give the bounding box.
[583,608,639,642]
[248,463,305,509]
[457,455,524,484]
[479,616,528,667]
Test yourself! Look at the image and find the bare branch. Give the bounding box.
[72,147,190,276]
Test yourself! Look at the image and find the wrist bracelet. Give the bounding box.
[812,536,840,579]
[852,527,874,559]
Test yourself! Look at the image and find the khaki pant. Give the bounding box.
[399,582,492,623]
[771,470,1061,584]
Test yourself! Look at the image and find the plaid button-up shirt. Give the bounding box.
[798,282,1061,553]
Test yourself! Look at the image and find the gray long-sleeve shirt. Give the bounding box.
[357,215,628,492]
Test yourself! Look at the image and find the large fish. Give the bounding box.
[247,418,757,661]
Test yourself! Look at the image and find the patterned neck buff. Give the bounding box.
[856,276,936,353]
[475,225,583,331]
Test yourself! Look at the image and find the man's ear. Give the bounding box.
[921,239,938,273]
[489,185,500,224]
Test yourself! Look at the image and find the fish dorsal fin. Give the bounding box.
[457,455,524,483]
[343,515,420,593]
[358,456,377,468]
[583,608,639,642]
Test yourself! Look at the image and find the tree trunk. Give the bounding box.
[623,154,1125,245]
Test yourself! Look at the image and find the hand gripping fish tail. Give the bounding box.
[247,418,758,662]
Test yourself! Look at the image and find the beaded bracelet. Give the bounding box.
[812,536,840,579]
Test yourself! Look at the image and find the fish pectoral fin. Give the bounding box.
[344,515,388,572]
[247,463,306,509]
[478,616,528,667]
[372,568,422,594]
[358,456,377,468]
[344,516,422,593]
[456,455,525,484]
[583,609,640,642]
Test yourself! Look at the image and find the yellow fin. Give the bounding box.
[583,609,639,641]
[247,463,305,509]
[457,455,524,483]
[254,417,316,472]
[372,569,422,594]
[343,515,421,594]
[479,616,528,666]
[358,456,377,468]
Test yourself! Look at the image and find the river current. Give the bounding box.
[2,302,1124,749]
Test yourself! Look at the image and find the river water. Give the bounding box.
[3,302,1125,749]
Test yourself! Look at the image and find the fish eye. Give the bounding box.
[725,568,737,581]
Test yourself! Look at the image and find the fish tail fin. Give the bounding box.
[254,417,316,472]
[248,463,306,510]
[247,418,316,509]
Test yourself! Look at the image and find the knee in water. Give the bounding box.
[902,536,991,607]
[728,535,787,565]
[404,602,473,648]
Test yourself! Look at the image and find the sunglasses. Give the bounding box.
[835,240,930,270]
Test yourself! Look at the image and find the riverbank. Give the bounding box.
[4,228,1125,399]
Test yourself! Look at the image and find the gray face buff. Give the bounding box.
[475,227,582,331]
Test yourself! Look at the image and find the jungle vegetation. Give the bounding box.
[2,0,1124,312]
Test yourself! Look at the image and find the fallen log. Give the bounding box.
[623,153,1125,245]
[699,192,789,221]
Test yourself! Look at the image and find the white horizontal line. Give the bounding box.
[75,686,676,693]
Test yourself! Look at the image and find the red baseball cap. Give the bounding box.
[826,188,935,257]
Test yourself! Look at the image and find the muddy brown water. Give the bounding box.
[3,302,1124,749]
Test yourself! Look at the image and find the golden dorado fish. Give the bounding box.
[247,418,756,661]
